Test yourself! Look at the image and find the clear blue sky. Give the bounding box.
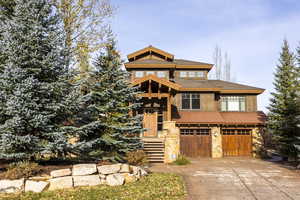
[111,0,300,112]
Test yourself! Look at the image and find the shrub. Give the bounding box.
[4,161,41,179]
[172,155,190,165]
[125,150,148,166]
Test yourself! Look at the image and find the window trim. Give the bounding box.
[181,93,201,110]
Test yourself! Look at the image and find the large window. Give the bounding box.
[221,96,245,111]
[182,93,200,109]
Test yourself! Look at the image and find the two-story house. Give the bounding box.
[125,46,266,163]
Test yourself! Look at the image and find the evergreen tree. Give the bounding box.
[0,0,78,160]
[295,44,300,161]
[0,0,15,69]
[72,40,143,162]
[268,40,300,160]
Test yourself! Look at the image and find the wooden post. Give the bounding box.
[167,94,171,121]
[158,83,161,99]
[149,80,152,99]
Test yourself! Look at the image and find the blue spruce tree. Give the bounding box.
[0,0,78,160]
[73,40,143,162]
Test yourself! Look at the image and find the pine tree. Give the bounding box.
[0,0,78,160]
[295,44,300,161]
[268,40,300,160]
[72,39,143,162]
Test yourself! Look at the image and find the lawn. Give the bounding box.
[0,173,186,200]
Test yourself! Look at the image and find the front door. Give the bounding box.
[143,111,157,137]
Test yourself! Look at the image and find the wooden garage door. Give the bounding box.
[222,129,252,156]
[180,129,211,157]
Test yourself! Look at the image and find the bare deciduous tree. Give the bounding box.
[210,45,233,82]
[53,0,114,72]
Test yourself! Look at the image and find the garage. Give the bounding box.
[222,129,252,156]
[180,128,211,157]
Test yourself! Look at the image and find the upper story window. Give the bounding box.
[189,71,196,77]
[196,71,204,77]
[157,71,166,78]
[221,96,245,111]
[179,71,187,77]
[182,93,200,109]
[179,71,205,78]
[135,71,144,78]
[146,71,155,75]
[134,71,167,79]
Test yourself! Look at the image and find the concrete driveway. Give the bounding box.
[150,158,300,200]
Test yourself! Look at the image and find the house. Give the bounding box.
[124,45,266,163]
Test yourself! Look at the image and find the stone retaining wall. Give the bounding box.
[0,163,147,194]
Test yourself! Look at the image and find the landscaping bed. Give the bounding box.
[0,173,186,200]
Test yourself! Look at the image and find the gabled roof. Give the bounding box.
[131,75,181,90]
[127,45,174,61]
[174,111,266,125]
[125,59,213,69]
[175,79,264,94]
[125,45,213,70]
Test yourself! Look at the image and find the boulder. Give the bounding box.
[97,164,121,175]
[120,164,130,173]
[0,178,24,193]
[48,176,73,191]
[72,164,97,176]
[121,173,137,183]
[106,174,124,186]
[25,180,49,193]
[50,168,71,178]
[73,175,101,187]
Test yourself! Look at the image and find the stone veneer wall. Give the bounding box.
[163,121,180,163]
[252,127,262,157]
[211,126,222,158]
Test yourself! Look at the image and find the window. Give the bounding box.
[221,96,246,111]
[189,71,196,77]
[180,71,187,77]
[182,93,200,109]
[180,129,210,135]
[196,71,204,77]
[146,71,155,75]
[222,129,251,135]
[157,71,166,78]
[135,71,144,78]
